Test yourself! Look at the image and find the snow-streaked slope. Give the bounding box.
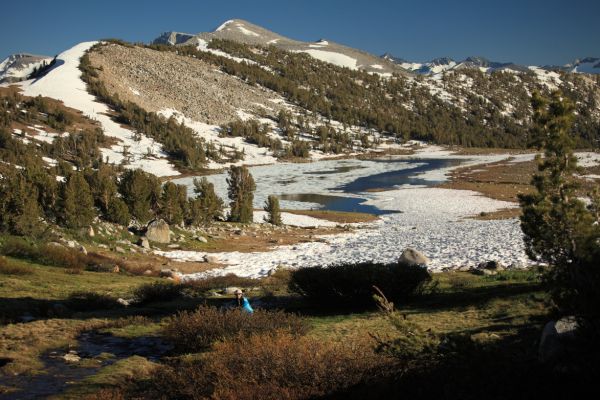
[18,42,180,177]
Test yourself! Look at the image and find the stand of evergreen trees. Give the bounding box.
[0,89,258,237]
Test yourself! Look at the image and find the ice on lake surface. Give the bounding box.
[166,154,531,278]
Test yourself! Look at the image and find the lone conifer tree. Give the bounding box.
[519,91,600,317]
[61,172,95,229]
[263,195,282,226]
[227,165,255,223]
[187,177,223,226]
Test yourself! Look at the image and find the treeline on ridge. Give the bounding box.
[145,39,599,148]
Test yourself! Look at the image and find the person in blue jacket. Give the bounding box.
[234,289,253,313]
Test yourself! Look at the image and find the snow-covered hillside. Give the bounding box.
[16,42,180,177]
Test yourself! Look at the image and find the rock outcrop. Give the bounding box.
[146,219,171,243]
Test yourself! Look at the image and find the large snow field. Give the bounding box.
[15,42,180,177]
[164,185,527,280]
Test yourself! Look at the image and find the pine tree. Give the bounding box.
[107,197,130,226]
[519,91,600,317]
[263,195,282,226]
[88,164,118,213]
[187,177,223,226]
[159,181,187,225]
[118,169,161,224]
[0,171,44,236]
[227,165,255,223]
[60,171,95,229]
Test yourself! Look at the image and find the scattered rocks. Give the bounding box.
[143,269,154,276]
[112,265,120,273]
[98,244,109,249]
[114,246,126,254]
[167,244,181,249]
[138,236,151,249]
[78,245,88,255]
[204,255,220,264]
[62,350,80,363]
[116,298,132,306]
[398,248,430,267]
[539,317,580,363]
[195,236,208,243]
[86,226,95,238]
[146,219,171,243]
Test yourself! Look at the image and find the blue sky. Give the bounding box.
[1,0,598,65]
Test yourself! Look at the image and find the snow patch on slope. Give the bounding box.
[17,42,180,177]
[293,49,358,70]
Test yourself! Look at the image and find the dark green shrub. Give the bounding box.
[133,281,182,305]
[263,195,282,226]
[66,291,121,311]
[162,306,307,352]
[289,262,432,308]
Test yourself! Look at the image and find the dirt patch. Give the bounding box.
[283,209,378,224]
[439,159,537,203]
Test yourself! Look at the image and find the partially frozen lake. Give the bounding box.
[166,154,532,278]
[173,156,463,213]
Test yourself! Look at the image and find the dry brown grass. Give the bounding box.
[440,156,599,220]
[283,209,379,223]
[163,307,307,353]
[439,159,537,203]
[146,331,390,400]
[472,207,522,220]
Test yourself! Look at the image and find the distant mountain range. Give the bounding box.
[2,19,598,84]
[0,53,54,83]
[150,19,599,76]
[383,53,600,75]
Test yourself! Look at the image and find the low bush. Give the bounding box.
[133,281,182,305]
[0,237,89,269]
[289,261,432,308]
[0,237,38,259]
[39,244,88,269]
[162,306,307,352]
[184,273,261,293]
[0,257,34,275]
[145,331,389,400]
[66,291,122,311]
